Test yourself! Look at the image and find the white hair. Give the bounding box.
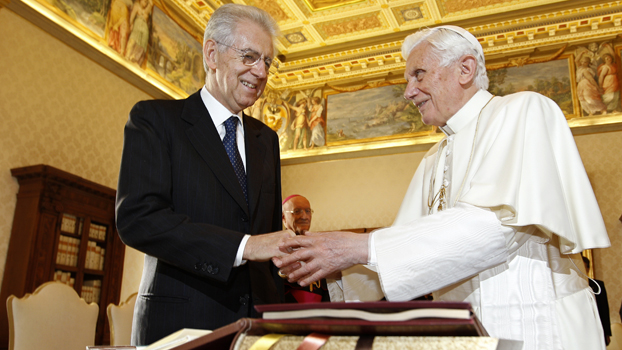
[202,4,280,75]
[401,27,489,90]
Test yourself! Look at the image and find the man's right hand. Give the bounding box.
[243,230,296,262]
[272,231,369,287]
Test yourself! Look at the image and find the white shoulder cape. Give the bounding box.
[394,90,610,254]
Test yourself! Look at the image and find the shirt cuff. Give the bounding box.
[234,234,251,267]
[368,231,377,265]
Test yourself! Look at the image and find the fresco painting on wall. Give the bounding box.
[46,0,109,37]
[147,7,205,94]
[246,88,328,152]
[124,0,153,66]
[257,43,622,157]
[32,0,202,95]
[487,57,576,117]
[106,0,153,67]
[574,41,621,117]
[325,83,434,146]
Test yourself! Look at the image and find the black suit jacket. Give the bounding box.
[115,90,283,345]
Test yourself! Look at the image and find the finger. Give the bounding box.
[278,261,302,276]
[273,247,310,267]
[277,244,293,254]
[298,270,327,287]
[286,259,317,283]
[279,236,311,249]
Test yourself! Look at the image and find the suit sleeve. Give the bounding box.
[115,100,245,283]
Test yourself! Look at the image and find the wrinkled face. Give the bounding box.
[282,196,312,235]
[206,21,273,114]
[403,42,463,127]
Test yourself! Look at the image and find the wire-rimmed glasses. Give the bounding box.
[215,41,273,71]
[283,209,314,216]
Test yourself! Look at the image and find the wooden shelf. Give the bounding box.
[0,165,126,348]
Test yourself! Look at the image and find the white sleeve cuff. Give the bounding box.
[368,231,377,265]
[234,234,251,267]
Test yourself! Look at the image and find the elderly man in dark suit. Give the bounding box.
[115,4,292,346]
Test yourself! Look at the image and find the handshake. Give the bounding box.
[243,229,369,287]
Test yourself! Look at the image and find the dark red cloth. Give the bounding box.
[284,279,330,303]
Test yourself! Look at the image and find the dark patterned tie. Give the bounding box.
[223,116,248,204]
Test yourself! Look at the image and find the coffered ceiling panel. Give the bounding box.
[10,0,621,97]
[171,0,618,62]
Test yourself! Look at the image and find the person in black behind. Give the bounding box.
[583,255,612,345]
[115,4,294,346]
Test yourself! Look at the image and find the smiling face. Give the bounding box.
[204,21,273,114]
[403,42,467,127]
[282,196,312,235]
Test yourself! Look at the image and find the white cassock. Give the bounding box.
[337,90,611,350]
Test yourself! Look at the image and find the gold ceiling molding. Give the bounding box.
[268,5,622,91]
[10,0,622,101]
[248,0,293,23]
[302,0,366,12]
[326,79,403,92]
[314,11,386,40]
[441,0,516,14]
[144,0,622,64]
[438,0,555,19]
[486,43,568,70]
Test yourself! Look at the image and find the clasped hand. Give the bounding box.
[272,231,369,287]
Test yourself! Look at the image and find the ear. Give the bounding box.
[457,54,477,86]
[203,39,219,71]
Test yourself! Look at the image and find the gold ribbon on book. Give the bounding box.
[248,333,287,350]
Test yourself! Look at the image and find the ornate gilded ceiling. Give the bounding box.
[164,0,622,90]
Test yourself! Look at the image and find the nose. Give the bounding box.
[404,80,419,101]
[251,61,268,79]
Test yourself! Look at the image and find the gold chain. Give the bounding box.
[427,95,495,214]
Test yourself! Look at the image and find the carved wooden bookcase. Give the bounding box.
[0,165,126,348]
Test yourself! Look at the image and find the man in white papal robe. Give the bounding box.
[274,25,611,350]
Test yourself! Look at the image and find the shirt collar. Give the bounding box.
[442,89,493,136]
[200,86,244,128]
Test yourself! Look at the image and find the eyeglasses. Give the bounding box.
[215,41,273,70]
[283,209,314,215]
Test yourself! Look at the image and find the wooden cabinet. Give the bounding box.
[0,165,126,348]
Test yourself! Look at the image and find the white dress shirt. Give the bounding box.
[200,86,249,267]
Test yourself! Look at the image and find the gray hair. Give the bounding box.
[203,4,280,74]
[401,27,489,90]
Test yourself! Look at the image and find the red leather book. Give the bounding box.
[253,300,488,337]
[159,301,488,350]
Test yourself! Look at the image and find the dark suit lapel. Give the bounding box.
[244,115,266,221]
[182,91,249,215]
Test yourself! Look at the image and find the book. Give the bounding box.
[261,305,470,322]
[143,328,212,350]
[145,302,521,350]
[254,300,487,337]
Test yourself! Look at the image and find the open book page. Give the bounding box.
[142,328,212,350]
[262,307,471,321]
[234,335,521,350]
